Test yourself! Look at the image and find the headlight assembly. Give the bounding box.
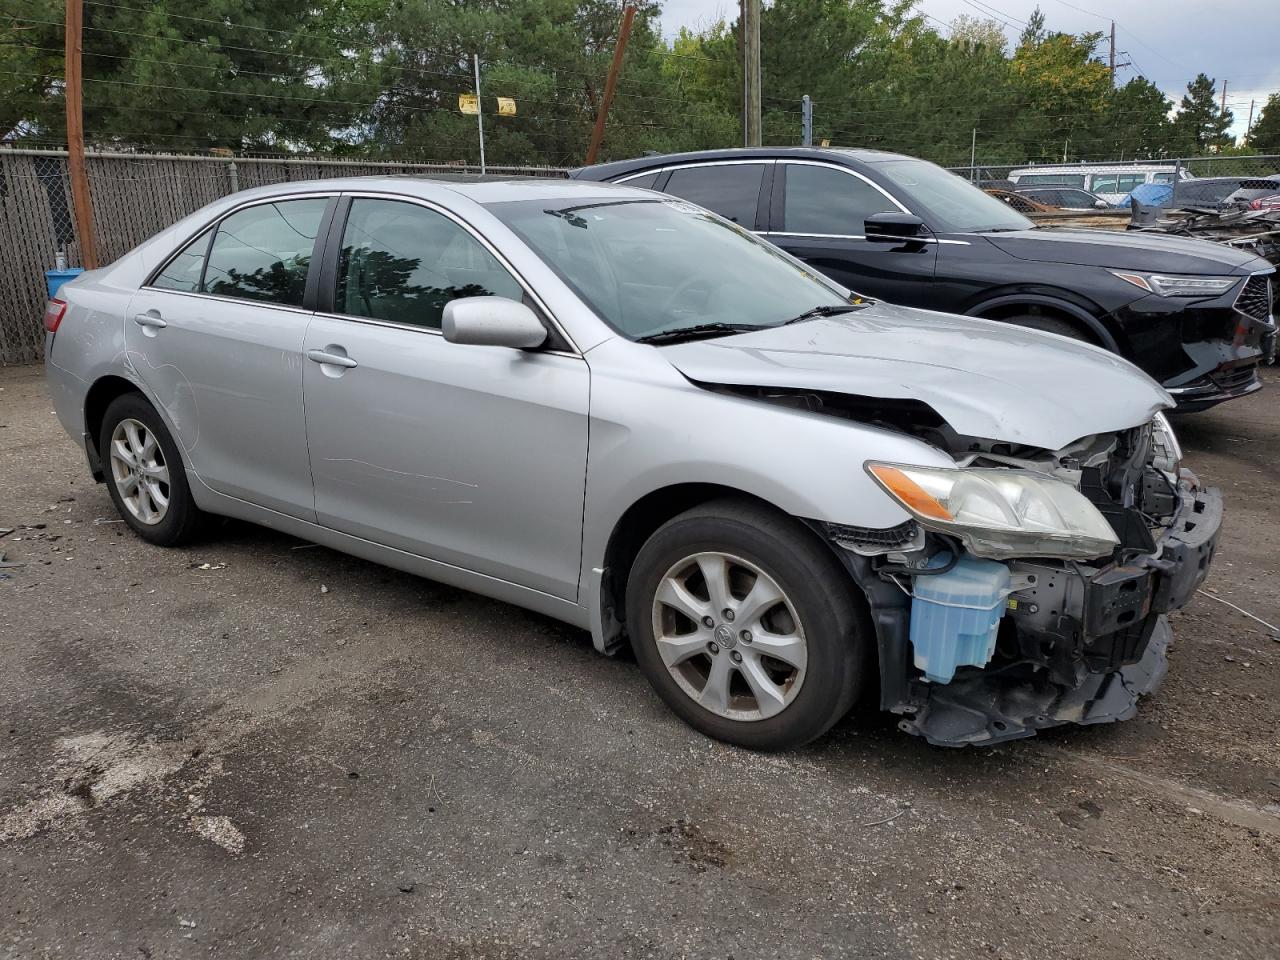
[866,462,1119,560]
[1110,271,1240,298]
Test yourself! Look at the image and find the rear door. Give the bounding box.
[763,161,938,304]
[301,195,590,600]
[125,194,334,520]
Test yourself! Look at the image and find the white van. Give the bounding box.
[1008,164,1193,205]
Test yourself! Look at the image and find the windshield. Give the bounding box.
[877,159,1033,233]
[488,197,850,340]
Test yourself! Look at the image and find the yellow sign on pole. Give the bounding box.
[497,97,517,117]
[458,93,479,115]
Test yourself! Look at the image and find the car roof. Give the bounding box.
[208,173,651,207]
[573,146,915,180]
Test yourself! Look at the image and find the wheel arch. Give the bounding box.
[591,482,859,656]
[966,293,1119,352]
[83,374,146,479]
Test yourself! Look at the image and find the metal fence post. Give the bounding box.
[801,95,812,147]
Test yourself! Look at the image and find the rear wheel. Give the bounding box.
[626,499,868,750]
[99,393,205,546]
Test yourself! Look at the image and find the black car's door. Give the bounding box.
[643,160,774,229]
[762,161,938,305]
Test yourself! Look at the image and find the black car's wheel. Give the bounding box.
[99,393,206,546]
[626,499,869,750]
[1003,313,1093,343]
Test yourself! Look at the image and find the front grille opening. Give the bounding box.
[1234,274,1273,322]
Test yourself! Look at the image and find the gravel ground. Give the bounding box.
[1,362,1277,960]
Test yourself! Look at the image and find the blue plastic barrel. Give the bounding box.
[45,267,84,299]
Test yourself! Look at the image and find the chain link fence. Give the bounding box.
[0,149,570,365]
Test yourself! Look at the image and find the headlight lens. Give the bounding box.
[1150,410,1182,475]
[866,462,1119,560]
[1111,271,1240,298]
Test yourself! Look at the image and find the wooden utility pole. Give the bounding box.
[1220,80,1228,114]
[1108,21,1115,85]
[1244,99,1256,145]
[64,0,97,269]
[743,0,761,147]
[585,4,636,166]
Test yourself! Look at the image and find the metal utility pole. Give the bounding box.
[585,3,635,165]
[743,0,761,147]
[64,0,97,269]
[801,95,812,146]
[473,54,486,174]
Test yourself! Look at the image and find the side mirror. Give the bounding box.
[864,212,928,243]
[442,296,547,349]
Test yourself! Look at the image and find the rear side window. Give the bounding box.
[662,164,765,226]
[782,164,897,235]
[335,198,523,330]
[153,228,212,293]
[202,198,328,306]
[620,172,661,189]
[1091,174,1147,194]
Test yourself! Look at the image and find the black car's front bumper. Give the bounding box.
[848,480,1224,747]
[1118,273,1275,412]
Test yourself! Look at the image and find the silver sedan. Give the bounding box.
[44,177,1219,748]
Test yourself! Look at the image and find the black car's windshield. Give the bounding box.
[876,158,1033,233]
[488,197,851,341]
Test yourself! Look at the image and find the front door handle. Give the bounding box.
[307,348,358,369]
[133,312,167,329]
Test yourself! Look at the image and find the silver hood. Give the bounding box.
[660,303,1172,450]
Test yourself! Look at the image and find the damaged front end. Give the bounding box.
[827,415,1222,747]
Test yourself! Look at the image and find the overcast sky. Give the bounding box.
[657,0,1280,141]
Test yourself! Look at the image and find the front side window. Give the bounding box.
[782,164,898,235]
[878,158,1032,233]
[203,198,328,306]
[153,227,212,292]
[490,197,849,340]
[661,164,765,226]
[335,198,522,330]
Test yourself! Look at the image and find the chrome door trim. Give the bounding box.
[328,190,582,356]
[614,158,777,183]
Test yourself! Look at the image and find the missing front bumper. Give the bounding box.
[841,483,1222,748]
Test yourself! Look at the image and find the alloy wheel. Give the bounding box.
[650,551,808,721]
[109,418,170,525]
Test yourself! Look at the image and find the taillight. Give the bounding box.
[43,298,67,333]
[1250,199,1262,210]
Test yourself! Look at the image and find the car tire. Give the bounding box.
[626,499,869,750]
[99,392,206,546]
[1003,313,1093,342]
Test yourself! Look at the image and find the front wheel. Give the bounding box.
[626,500,869,750]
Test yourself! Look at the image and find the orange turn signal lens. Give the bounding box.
[867,464,954,522]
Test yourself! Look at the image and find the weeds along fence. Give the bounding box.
[0,149,570,365]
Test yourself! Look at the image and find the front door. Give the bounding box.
[765,161,938,305]
[302,196,590,601]
[124,195,332,520]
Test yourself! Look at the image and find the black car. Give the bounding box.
[573,148,1277,410]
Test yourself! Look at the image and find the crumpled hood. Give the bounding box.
[661,302,1172,450]
[984,226,1266,273]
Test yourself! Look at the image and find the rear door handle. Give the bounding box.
[307,349,358,369]
[132,312,167,329]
